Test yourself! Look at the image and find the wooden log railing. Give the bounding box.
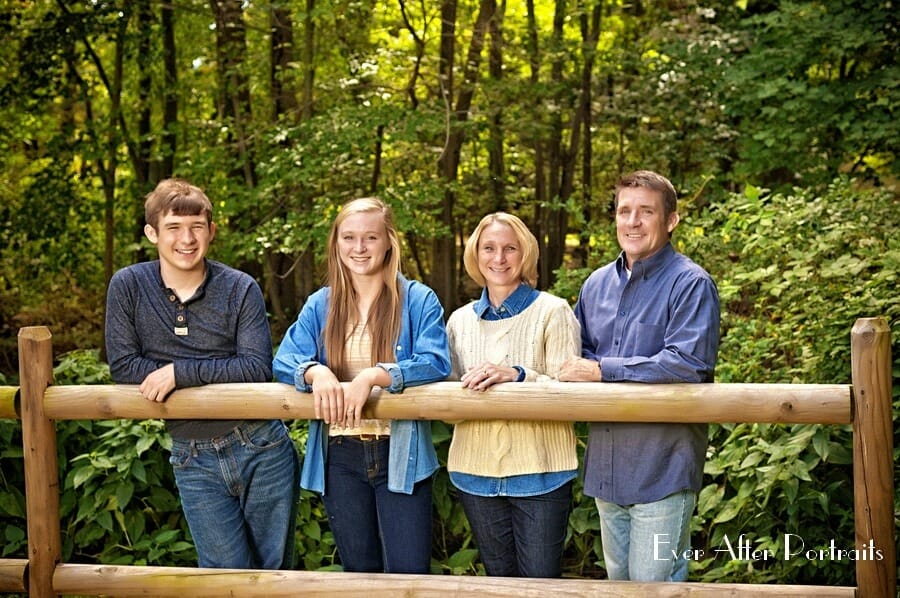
[0,318,894,597]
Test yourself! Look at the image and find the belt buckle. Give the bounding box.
[357,433,378,441]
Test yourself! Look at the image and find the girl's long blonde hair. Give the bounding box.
[323,197,403,380]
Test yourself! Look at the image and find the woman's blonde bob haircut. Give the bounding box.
[463,212,539,288]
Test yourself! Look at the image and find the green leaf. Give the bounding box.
[302,520,321,541]
[153,529,181,545]
[446,548,479,570]
[115,481,134,510]
[712,498,745,524]
[96,510,113,532]
[71,465,95,489]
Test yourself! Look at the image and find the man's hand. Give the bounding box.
[139,363,176,402]
[558,357,602,382]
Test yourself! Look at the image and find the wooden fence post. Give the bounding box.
[850,317,895,598]
[18,326,60,597]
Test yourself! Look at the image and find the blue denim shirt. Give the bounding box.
[273,274,450,495]
[574,243,720,505]
[450,284,578,497]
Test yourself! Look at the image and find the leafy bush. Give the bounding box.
[675,177,898,584]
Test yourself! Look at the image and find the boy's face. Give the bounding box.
[145,210,215,276]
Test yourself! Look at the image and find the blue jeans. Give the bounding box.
[170,420,300,569]
[594,489,696,581]
[458,481,573,577]
[323,435,433,573]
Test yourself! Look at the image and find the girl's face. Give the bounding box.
[337,211,391,279]
[477,222,522,292]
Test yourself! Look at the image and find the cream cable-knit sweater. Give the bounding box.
[446,291,581,477]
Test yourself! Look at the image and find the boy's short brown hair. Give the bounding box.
[144,178,213,230]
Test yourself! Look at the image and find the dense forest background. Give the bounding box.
[0,0,897,585]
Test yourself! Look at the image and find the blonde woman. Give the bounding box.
[273,197,450,573]
[446,212,580,577]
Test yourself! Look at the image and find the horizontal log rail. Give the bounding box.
[2,319,894,597]
[0,559,26,593]
[42,381,852,424]
[49,564,856,597]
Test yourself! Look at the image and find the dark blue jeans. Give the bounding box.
[323,435,433,573]
[169,420,300,569]
[458,481,573,577]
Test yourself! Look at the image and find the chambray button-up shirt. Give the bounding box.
[574,244,720,505]
[272,274,451,495]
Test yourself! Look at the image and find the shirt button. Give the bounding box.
[619,311,626,316]
[169,294,177,302]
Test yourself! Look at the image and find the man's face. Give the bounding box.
[145,211,215,275]
[615,186,679,268]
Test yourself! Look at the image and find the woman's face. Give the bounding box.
[477,221,522,292]
[337,211,391,279]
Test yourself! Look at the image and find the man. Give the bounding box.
[105,178,299,569]
[559,170,720,581]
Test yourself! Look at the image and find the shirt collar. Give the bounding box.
[615,242,675,279]
[155,258,211,301]
[473,283,536,319]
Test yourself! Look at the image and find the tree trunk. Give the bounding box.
[434,0,497,310]
[271,6,299,119]
[265,2,317,333]
[209,0,257,187]
[161,2,177,179]
[487,1,506,212]
[302,0,316,120]
[133,0,154,264]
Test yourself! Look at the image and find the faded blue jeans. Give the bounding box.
[170,420,300,569]
[322,435,433,573]
[594,489,696,581]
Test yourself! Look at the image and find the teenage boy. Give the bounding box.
[105,178,299,569]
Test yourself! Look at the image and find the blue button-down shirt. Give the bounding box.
[574,243,720,504]
[450,284,578,497]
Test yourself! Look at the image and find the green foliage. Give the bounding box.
[720,0,899,187]
[41,351,195,565]
[678,177,899,585]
